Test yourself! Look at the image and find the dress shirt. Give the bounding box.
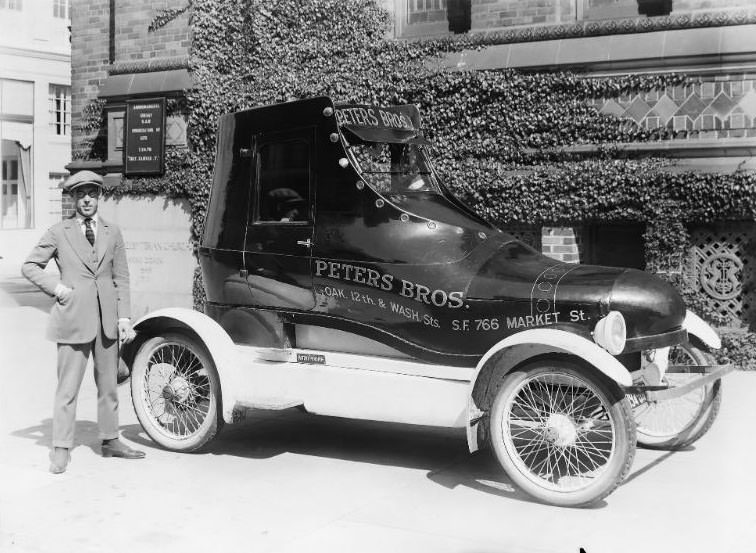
[77,213,98,240]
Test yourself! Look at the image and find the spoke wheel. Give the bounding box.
[632,342,721,450]
[131,333,223,452]
[489,359,635,507]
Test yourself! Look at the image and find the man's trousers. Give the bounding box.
[53,321,119,448]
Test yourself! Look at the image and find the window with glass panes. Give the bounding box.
[0,0,23,10]
[53,0,69,18]
[49,85,71,136]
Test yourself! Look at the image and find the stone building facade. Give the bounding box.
[0,0,71,269]
[390,0,756,325]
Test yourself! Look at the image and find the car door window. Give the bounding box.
[257,139,310,223]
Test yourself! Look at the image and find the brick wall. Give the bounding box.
[472,0,577,29]
[70,0,191,160]
[674,0,755,11]
[71,0,110,160]
[114,0,191,63]
[401,0,756,34]
[470,0,755,30]
[62,193,75,219]
[542,227,581,263]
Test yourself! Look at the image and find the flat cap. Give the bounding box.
[63,170,103,192]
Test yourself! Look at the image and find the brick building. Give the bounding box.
[391,0,756,325]
[67,0,194,316]
[67,0,756,325]
[68,0,191,182]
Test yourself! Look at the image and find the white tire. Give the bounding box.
[489,359,636,507]
[131,332,223,452]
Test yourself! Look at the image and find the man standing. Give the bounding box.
[22,170,145,473]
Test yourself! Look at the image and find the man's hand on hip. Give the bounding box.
[54,284,73,305]
[118,319,136,343]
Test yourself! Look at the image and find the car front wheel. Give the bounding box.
[489,359,636,507]
[130,332,223,452]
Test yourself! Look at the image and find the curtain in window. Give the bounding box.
[15,141,31,228]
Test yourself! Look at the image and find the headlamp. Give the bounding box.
[593,311,626,355]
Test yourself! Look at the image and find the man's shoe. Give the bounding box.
[101,439,145,459]
[49,447,70,474]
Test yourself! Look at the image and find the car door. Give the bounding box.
[243,127,316,311]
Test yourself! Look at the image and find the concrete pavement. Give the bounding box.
[0,276,755,553]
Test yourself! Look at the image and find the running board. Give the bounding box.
[236,399,304,411]
[235,345,473,382]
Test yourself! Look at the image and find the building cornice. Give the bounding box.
[438,24,756,73]
[109,57,190,76]
[425,8,756,48]
[526,138,756,160]
[0,45,70,63]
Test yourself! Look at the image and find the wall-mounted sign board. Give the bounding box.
[124,97,166,176]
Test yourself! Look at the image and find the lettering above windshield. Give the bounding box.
[336,105,417,132]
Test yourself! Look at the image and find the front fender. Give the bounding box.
[126,308,240,423]
[465,328,633,453]
[683,309,721,350]
[473,329,633,387]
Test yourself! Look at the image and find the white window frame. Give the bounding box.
[1,0,24,10]
[107,107,126,164]
[49,84,71,136]
[1,157,20,229]
[53,0,69,19]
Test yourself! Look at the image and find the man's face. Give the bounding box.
[74,185,100,218]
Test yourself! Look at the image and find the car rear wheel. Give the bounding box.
[632,342,721,450]
[489,359,636,507]
[130,332,223,452]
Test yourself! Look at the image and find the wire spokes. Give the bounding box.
[142,342,212,440]
[503,372,616,492]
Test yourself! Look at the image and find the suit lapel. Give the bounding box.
[96,218,111,269]
[63,218,96,273]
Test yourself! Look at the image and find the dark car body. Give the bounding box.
[199,96,686,367]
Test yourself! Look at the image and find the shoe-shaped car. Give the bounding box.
[123,97,731,507]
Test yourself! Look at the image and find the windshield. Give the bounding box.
[345,139,442,195]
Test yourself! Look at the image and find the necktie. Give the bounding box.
[84,218,95,246]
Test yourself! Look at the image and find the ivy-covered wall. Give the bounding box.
[89,0,756,366]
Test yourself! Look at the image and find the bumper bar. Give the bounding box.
[624,364,733,401]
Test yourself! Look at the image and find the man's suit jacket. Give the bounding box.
[22,216,131,344]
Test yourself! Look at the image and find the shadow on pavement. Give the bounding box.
[12,418,153,457]
[13,411,682,508]
[623,445,693,485]
[122,408,599,507]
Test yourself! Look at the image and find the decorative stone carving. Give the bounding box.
[700,252,742,301]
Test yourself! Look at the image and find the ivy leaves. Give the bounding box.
[91,0,756,334]
[118,0,756,247]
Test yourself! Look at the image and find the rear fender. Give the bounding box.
[466,328,632,453]
[122,308,239,423]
